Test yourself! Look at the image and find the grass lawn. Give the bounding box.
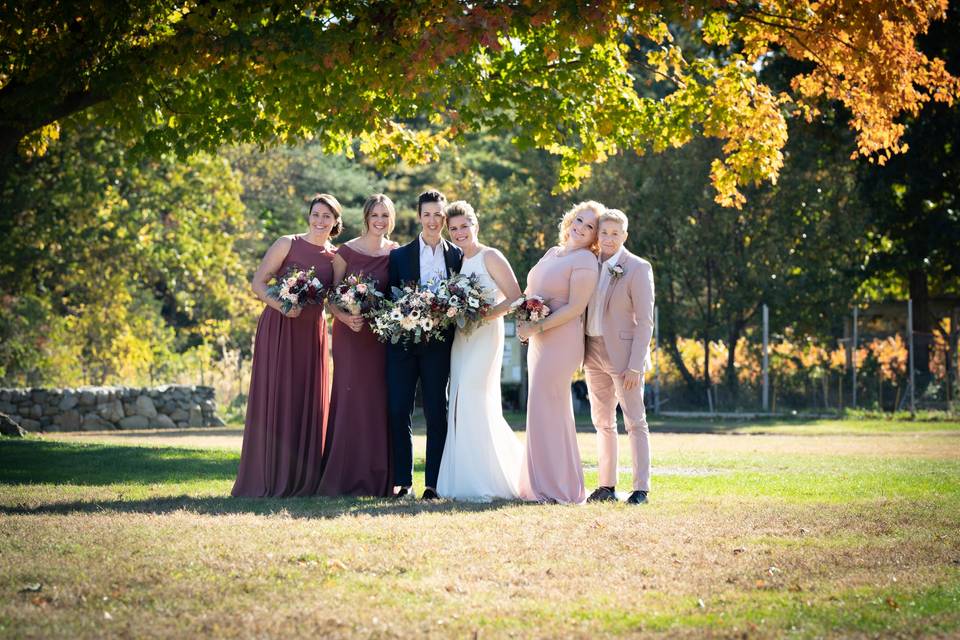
[1,419,959,638]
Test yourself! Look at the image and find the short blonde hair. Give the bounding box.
[362,194,396,236]
[559,200,604,255]
[444,200,478,226]
[599,208,628,232]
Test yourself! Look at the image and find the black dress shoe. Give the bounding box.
[626,490,648,504]
[421,487,440,500]
[587,487,618,502]
[393,486,412,499]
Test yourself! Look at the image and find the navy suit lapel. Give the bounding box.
[442,239,462,276]
[406,238,420,284]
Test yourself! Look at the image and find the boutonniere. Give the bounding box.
[608,264,625,280]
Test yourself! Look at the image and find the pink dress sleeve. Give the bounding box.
[571,249,600,273]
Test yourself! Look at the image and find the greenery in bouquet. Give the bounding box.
[328,273,385,317]
[435,272,492,334]
[265,266,324,315]
[371,283,447,347]
[509,295,551,322]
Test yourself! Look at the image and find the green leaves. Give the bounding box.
[0,118,257,385]
[1,1,957,210]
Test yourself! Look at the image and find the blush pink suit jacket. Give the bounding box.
[597,249,655,375]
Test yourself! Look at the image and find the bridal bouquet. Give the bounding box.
[327,273,385,317]
[509,295,551,322]
[266,266,325,315]
[435,272,491,334]
[371,284,447,346]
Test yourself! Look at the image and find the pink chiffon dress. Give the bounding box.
[518,247,599,504]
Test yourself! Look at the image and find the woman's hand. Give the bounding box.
[284,306,302,319]
[516,321,534,342]
[332,307,363,332]
[622,369,642,391]
[345,313,364,333]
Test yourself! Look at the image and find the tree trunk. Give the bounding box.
[0,128,22,218]
[664,330,700,394]
[724,318,745,404]
[949,308,959,411]
[908,268,932,383]
[703,255,712,393]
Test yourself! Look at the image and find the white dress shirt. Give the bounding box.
[586,247,623,337]
[418,234,448,287]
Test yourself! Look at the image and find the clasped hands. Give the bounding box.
[516,320,537,342]
[334,309,365,332]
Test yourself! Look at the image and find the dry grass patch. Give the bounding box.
[2,427,959,638]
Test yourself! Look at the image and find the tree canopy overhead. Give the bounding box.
[2,0,957,207]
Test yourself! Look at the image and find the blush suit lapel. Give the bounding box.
[603,253,629,313]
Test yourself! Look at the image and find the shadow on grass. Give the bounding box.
[0,439,239,486]
[0,493,525,519]
[0,439,526,519]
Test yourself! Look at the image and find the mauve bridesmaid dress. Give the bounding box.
[518,247,599,504]
[317,244,392,497]
[232,236,335,498]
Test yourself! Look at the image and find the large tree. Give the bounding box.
[858,1,960,387]
[1,1,957,210]
[0,117,255,384]
[584,115,866,405]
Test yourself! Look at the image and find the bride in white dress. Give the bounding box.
[437,201,525,501]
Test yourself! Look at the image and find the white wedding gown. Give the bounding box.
[437,250,523,501]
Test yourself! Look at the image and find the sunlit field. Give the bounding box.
[2,418,959,638]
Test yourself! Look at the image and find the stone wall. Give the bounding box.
[0,385,225,432]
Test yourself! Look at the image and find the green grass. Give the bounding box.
[2,425,959,638]
[498,411,960,435]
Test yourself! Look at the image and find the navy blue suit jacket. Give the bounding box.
[387,237,463,348]
[387,237,463,292]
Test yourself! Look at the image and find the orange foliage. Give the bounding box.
[929,321,952,379]
[736,0,960,164]
[866,336,909,382]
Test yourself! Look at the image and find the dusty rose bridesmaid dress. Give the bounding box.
[317,244,392,497]
[518,247,599,504]
[232,236,335,498]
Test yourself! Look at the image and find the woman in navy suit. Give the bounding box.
[386,190,463,499]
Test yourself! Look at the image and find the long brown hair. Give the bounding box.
[308,193,343,238]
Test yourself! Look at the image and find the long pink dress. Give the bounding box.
[518,247,599,504]
[318,244,391,496]
[232,236,335,498]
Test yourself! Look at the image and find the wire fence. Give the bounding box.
[204,300,958,421]
[644,301,959,416]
